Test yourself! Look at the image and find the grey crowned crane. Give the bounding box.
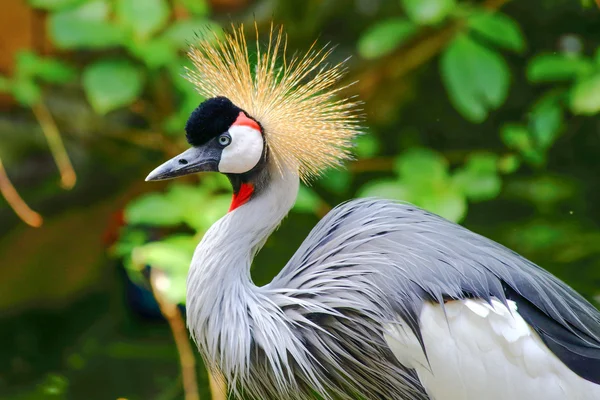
[145,25,600,400]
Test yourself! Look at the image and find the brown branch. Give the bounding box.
[208,370,227,400]
[0,157,43,227]
[103,128,183,157]
[31,101,76,189]
[482,0,512,10]
[150,270,200,400]
[349,157,395,173]
[348,149,496,174]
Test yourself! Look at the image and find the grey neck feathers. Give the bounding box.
[185,167,300,385]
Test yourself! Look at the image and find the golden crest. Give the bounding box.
[186,23,362,181]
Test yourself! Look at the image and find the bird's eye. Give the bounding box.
[218,134,231,147]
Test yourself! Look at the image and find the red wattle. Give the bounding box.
[232,111,261,131]
[229,183,254,211]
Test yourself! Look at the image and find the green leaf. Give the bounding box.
[166,184,207,208]
[354,133,380,158]
[529,96,563,149]
[418,184,466,222]
[83,59,144,114]
[167,57,196,92]
[527,54,593,83]
[400,0,455,25]
[501,123,544,165]
[162,19,222,50]
[391,149,467,221]
[320,169,351,195]
[116,0,170,40]
[167,184,229,231]
[177,0,209,16]
[497,154,521,174]
[15,51,40,78]
[505,175,575,208]
[111,228,148,258]
[358,18,417,59]
[164,60,205,133]
[465,152,498,174]
[131,237,195,304]
[501,123,532,152]
[132,239,194,274]
[294,186,322,213]
[49,1,126,49]
[39,374,69,396]
[164,110,190,134]
[200,174,230,191]
[468,11,525,53]
[125,193,183,226]
[363,149,466,221]
[37,61,76,84]
[164,184,208,229]
[453,152,501,201]
[358,180,411,200]
[28,0,85,10]
[163,234,198,253]
[395,148,448,185]
[128,38,177,69]
[15,51,76,84]
[40,63,75,86]
[441,34,510,123]
[163,84,204,133]
[199,194,231,228]
[569,74,600,115]
[12,79,41,106]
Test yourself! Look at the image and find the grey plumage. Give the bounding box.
[260,198,600,398]
[277,199,600,358]
[187,181,600,399]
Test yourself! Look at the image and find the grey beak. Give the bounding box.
[145,146,220,181]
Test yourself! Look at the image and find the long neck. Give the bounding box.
[186,167,299,376]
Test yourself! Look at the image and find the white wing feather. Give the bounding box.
[385,299,600,400]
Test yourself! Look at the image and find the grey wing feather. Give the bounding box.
[269,197,600,385]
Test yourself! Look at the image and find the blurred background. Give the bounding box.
[1,0,600,398]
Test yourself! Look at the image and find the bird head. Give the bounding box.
[146,24,361,208]
[145,96,266,180]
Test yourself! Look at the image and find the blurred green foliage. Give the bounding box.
[0,51,75,106]
[114,174,231,304]
[1,0,600,399]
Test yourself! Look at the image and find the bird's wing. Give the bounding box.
[267,197,600,385]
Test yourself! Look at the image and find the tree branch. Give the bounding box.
[0,157,43,227]
[208,370,227,400]
[150,270,200,400]
[31,101,76,189]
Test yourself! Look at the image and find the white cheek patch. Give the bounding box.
[218,125,263,174]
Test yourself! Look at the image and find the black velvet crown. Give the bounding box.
[185,96,241,147]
